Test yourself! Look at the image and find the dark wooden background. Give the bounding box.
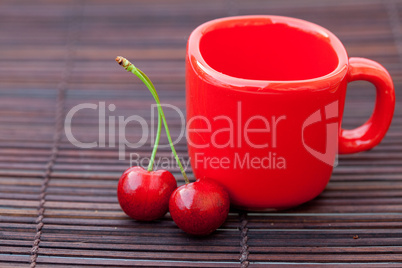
[1,0,401,267]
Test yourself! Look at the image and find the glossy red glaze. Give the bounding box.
[169,179,230,235]
[117,166,177,221]
[340,57,395,153]
[186,16,395,210]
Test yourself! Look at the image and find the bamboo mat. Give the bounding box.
[1,0,402,267]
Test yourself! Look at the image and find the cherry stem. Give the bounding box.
[148,110,161,171]
[116,56,190,184]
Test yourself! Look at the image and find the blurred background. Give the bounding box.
[1,0,400,159]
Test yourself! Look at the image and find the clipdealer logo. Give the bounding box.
[302,101,339,167]
[64,100,339,168]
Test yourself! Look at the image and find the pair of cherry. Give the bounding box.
[115,57,230,235]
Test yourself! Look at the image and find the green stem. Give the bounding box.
[147,110,161,171]
[116,56,190,184]
[135,70,190,184]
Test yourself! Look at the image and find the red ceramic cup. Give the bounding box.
[185,15,395,210]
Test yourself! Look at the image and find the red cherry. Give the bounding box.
[117,166,177,221]
[169,179,230,235]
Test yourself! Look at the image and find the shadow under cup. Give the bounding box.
[185,16,393,210]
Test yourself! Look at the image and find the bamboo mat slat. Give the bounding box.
[1,0,402,267]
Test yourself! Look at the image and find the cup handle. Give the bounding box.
[339,57,395,154]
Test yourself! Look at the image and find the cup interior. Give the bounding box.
[199,20,339,81]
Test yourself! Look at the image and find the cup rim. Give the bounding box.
[187,15,349,91]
